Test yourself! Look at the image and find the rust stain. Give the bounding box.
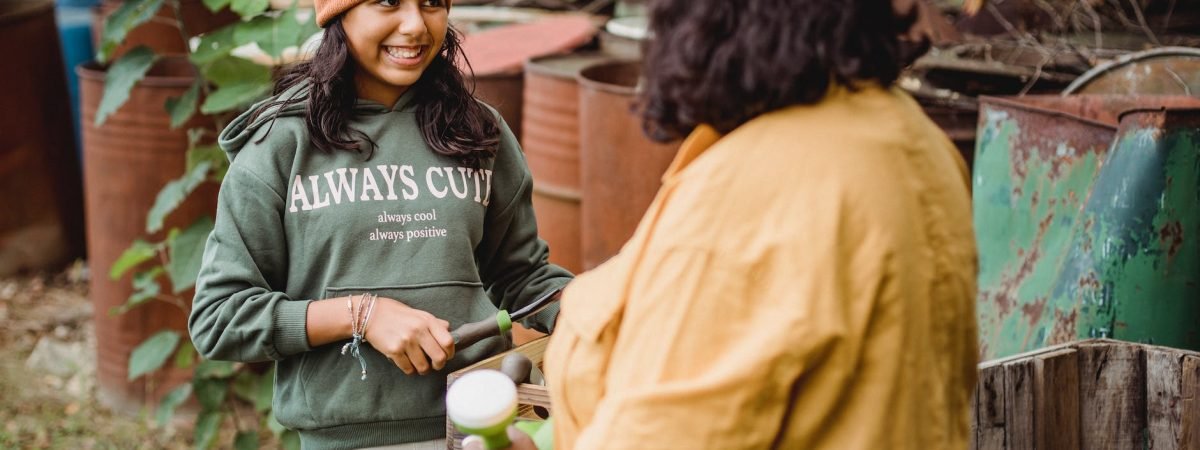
[992,213,1055,322]
[1048,309,1078,345]
[1077,272,1101,290]
[993,292,1014,318]
[1021,297,1048,326]
[1160,220,1184,259]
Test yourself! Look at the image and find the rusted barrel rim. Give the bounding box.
[0,0,54,24]
[77,57,197,88]
[577,60,641,96]
[525,51,614,81]
[1063,46,1200,95]
[983,95,1200,128]
[532,182,581,201]
[1117,106,1200,121]
[979,95,1118,131]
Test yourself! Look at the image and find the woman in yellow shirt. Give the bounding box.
[483,0,979,448]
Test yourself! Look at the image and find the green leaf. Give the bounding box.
[232,16,279,56]
[187,144,230,182]
[174,339,197,369]
[200,83,273,114]
[230,367,273,412]
[95,47,158,127]
[166,78,203,130]
[230,0,269,18]
[202,0,231,13]
[266,409,286,436]
[190,25,238,66]
[112,267,164,315]
[97,0,165,63]
[231,370,258,404]
[195,359,237,379]
[193,377,229,410]
[193,410,224,450]
[254,367,274,413]
[203,55,272,88]
[233,13,316,59]
[281,430,300,450]
[109,239,158,280]
[199,55,273,114]
[156,383,193,428]
[235,431,259,450]
[128,330,182,380]
[146,161,213,233]
[167,217,215,293]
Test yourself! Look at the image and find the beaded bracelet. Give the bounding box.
[340,294,379,380]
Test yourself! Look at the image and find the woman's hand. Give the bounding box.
[462,426,538,450]
[364,297,455,375]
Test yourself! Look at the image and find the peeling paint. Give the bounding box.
[975,96,1200,359]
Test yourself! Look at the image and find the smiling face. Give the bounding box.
[341,0,450,106]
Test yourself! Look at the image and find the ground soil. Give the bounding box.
[0,263,264,449]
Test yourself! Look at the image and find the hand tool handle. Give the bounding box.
[452,310,512,350]
[499,353,533,384]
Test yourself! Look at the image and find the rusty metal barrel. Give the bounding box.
[473,72,525,140]
[0,0,86,275]
[522,52,613,274]
[79,57,218,414]
[974,95,1200,360]
[577,61,680,269]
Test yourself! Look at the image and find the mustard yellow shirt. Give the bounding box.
[544,85,979,449]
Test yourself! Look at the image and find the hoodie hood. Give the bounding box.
[217,79,417,162]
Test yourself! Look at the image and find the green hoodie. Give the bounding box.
[189,83,572,449]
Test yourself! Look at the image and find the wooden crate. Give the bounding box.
[972,339,1200,450]
[446,337,552,450]
[447,338,1199,449]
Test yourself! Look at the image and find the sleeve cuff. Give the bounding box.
[273,299,313,358]
[522,300,561,334]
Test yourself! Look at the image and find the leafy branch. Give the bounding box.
[94,0,318,448]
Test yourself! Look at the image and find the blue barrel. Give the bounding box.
[55,0,97,162]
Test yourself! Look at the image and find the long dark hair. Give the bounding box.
[256,17,499,168]
[639,0,927,141]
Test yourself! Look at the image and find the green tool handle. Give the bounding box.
[452,310,513,350]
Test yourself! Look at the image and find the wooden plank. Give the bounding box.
[1179,356,1199,449]
[981,340,1086,369]
[971,382,979,450]
[1147,349,1183,449]
[977,365,1006,450]
[1078,342,1146,450]
[1033,348,1080,450]
[1005,358,1035,450]
[447,336,549,384]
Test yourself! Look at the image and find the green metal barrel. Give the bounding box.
[974,95,1200,359]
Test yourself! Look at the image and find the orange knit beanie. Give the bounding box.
[313,0,367,28]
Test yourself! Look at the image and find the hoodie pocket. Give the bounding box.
[291,282,509,426]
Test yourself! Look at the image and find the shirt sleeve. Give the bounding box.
[474,113,574,333]
[188,162,312,362]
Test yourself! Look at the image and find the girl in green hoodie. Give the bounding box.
[189,1,573,448]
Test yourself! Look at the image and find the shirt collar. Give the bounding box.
[663,124,722,182]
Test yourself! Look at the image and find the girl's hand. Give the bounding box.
[364,298,455,375]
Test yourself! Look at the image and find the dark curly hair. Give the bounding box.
[639,0,928,141]
[255,16,498,168]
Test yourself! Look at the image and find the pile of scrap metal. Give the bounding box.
[905,0,1200,168]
